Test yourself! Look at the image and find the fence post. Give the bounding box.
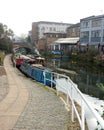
[43,71,46,85]
[81,100,85,130]
[67,93,69,106]
[66,80,69,106]
[72,99,75,122]
[51,73,52,88]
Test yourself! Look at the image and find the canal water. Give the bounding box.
[47,58,104,100]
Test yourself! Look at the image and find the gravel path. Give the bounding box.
[12,69,69,130]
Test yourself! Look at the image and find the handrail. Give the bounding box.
[43,70,104,130]
[67,76,104,130]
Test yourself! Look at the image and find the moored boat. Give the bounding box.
[19,57,54,86]
[11,47,55,86]
[11,52,32,67]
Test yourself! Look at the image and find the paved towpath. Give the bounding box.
[0,55,69,130]
[0,55,29,130]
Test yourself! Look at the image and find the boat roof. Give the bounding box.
[20,55,31,59]
[51,37,79,45]
[36,57,45,60]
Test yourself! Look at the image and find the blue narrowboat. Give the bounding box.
[20,57,54,86]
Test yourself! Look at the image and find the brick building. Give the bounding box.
[32,21,73,51]
[38,32,66,52]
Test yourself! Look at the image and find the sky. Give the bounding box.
[0,0,104,36]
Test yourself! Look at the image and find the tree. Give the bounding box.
[0,23,4,38]
[0,23,14,52]
[8,29,14,37]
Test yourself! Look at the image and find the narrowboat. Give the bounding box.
[11,47,55,87]
[19,57,55,86]
[11,52,31,67]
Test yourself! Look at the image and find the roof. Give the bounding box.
[33,21,73,26]
[67,23,80,29]
[80,14,104,21]
[51,37,79,45]
[36,57,45,60]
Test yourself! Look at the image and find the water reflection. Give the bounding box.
[51,58,61,67]
[77,69,104,99]
[48,58,104,100]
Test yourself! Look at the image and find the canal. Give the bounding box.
[47,58,104,100]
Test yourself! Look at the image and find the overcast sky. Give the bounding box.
[0,0,104,36]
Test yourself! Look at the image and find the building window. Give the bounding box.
[92,19,101,27]
[81,21,89,28]
[53,27,56,31]
[72,28,75,32]
[91,30,101,37]
[81,31,89,38]
[49,27,52,31]
[41,27,45,31]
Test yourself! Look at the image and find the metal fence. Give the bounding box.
[43,71,104,130]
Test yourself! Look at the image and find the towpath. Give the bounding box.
[0,55,69,130]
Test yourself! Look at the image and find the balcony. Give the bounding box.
[91,37,101,42]
[80,37,89,43]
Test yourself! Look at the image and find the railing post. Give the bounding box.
[43,71,46,85]
[67,93,69,106]
[66,81,69,106]
[51,73,52,88]
[71,84,75,122]
[81,100,85,130]
[72,99,75,122]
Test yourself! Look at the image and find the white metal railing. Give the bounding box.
[43,70,104,130]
